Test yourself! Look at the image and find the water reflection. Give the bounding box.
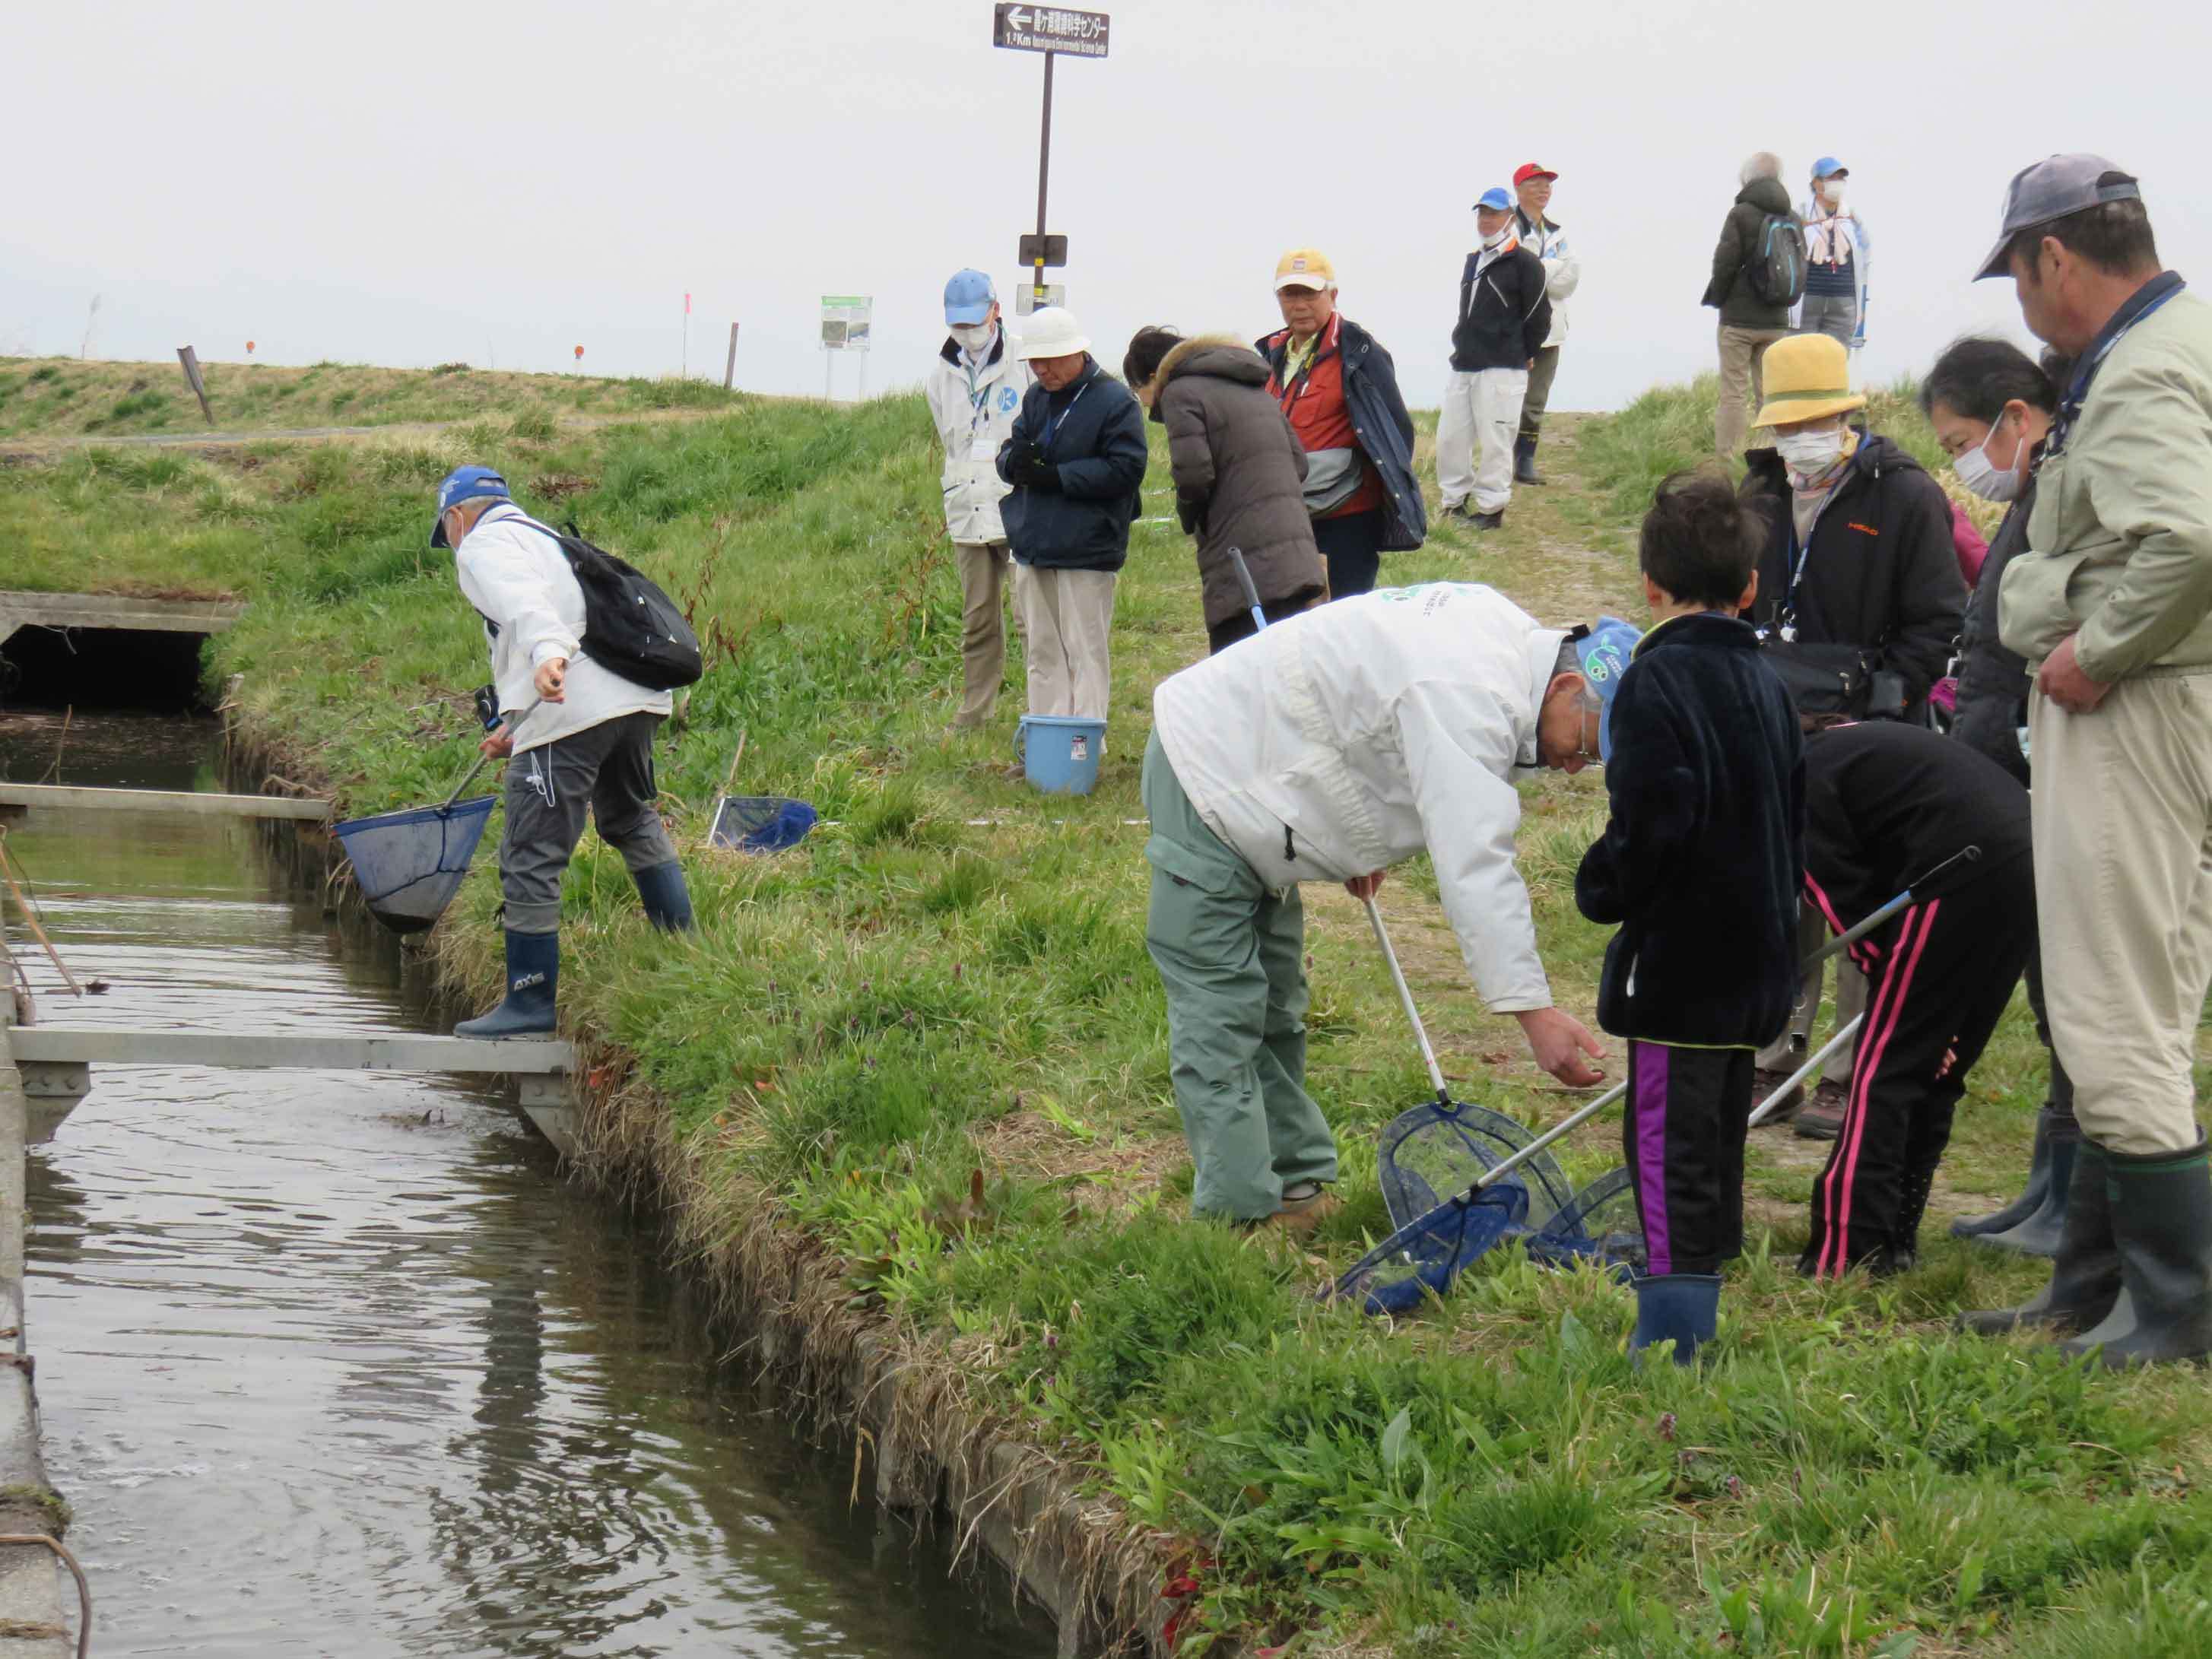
[8,722,1052,1658]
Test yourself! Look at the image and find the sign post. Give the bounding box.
[992,5,1109,307]
[818,296,873,402]
[176,346,212,427]
[724,322,741,392]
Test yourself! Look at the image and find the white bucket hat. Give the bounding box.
[1016,306,1090,360]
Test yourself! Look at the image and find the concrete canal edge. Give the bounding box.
[221,722,1173,1659]
[0,1008,78,1657]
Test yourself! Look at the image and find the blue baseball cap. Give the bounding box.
[430,465,510,548]
[1573,617,1642,763]
[1474,186,1513,213]
[944,268,997,325]
[1811,156,1849,179]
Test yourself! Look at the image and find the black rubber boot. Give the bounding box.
[1514,434,1546,486]
[1954,1112,2052,1239]
[455,930,559,1039]
[1630,1273,1721,1367]
[1979,1131,2075,1258]
[1956,1139,2119,1337]
[2059,1137,2212,1367]
[632,860,695,931]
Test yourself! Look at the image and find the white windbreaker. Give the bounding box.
[923,330,1033,544]
[1517,212,1581,348]
[453,502,671,755]
[1152,582,1566,1013]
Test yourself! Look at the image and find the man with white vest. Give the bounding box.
[430,465,693,1040]
[1142,582,1617,1229]
[925,269,1033,730]
[1512,162,1582,487]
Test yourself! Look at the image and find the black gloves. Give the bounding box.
[1016,454,1062,492]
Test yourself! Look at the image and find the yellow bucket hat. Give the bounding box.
[1750,333,1868,429]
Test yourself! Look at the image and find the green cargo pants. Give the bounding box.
[1141,731,1338,1221]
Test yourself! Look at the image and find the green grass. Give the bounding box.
[0,355,744,441]
[5,369,2210,1657]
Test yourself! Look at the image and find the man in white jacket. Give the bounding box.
[430,465,693,1039]
[1142,582,1616,1229]
[924,270,1033,729]
[1512,162,1582,486]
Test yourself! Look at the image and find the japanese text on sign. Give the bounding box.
[992,5,1110,58]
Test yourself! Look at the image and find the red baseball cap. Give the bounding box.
[1513,162,1558,186]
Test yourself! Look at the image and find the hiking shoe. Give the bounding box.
[1752,1067,1803,1125]
[1794,1080,1849,1141]
[1267,1182,1340,1238]
[1471,510,1506,532]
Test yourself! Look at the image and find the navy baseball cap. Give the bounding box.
[1474,186,1513,213]
[1574,617,1641,763]
[430,465,511,547]
[1974,155,2141,281]
[944,269,997,325]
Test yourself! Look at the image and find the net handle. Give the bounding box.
[1364,896,1450,1109]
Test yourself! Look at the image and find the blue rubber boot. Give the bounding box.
[1630,1273,1722,1367]
[455,931,559,1038]
[632,861,695,932]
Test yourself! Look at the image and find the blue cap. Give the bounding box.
[944,268,997,325]
[1474,186,1513,213]
[1811,156,1848,179]
[430,465,510,548]
[1573,617,1642,763]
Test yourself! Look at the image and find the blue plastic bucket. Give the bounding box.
[1014,715,1105,795]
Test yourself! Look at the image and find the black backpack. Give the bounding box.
[1744,211,1807,307]
[523,518,703,692]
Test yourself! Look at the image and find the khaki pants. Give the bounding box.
[1519,344,1562,442]
[1014,563,1116,721]
[953,540,1011,727]
[1715,324,1792,461]
[2032,674,2212,1156]
[1755,905,1864,1082]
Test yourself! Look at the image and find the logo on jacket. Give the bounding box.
[998,386,1019,412]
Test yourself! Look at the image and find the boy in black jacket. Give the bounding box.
[1576,474,1804,1362]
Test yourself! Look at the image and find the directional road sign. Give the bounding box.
[992,5,1109,58]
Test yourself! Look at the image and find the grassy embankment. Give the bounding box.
[5,370,2210,1657]
[0,355,738,442]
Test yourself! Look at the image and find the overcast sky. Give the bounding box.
[8,0,2210,411]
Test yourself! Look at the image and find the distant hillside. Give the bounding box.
[0,356,740,439]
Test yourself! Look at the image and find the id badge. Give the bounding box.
[970,434,996,462]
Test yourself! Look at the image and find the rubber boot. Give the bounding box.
[1953,1112,2052,1239]
[455,930,558,1039]
[1514,434,1546,487]
[632,860,695,931]
[1956,1139,2118,1337]
[1630,1273,1722,1367]
[2059,1137,2212,1368]
[1979,1131,2075,1258]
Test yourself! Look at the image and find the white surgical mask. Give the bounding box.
[1480,224,1510,249]
[1820,179,1845,206]
[950,322,996,355]
[1775,427,1847,473]
[1954,408,2025,503]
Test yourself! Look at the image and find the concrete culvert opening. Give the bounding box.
[0,623,211,713]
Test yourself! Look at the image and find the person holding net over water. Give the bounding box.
[1574,475,1804,1364]
[430,465,696,1039]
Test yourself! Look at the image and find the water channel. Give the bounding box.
[0,712,1054,1657]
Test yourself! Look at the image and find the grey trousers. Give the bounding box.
[500,712,679,935]
[1519,345,1563,441]
[1799,292,1861,346]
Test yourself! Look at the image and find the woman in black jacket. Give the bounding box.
[1919,335,2077,1255]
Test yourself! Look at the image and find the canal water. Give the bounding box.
[0,712,1054,1658]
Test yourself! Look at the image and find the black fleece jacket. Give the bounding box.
[1950,472,2039,784]
[1576,613,1805,1047]
[1742,432,1967,713]
[1449,244,1552,373]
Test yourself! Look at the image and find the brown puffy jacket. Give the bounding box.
[1152,335,1328,631]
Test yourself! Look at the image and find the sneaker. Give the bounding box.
[1794,1080,1850,1141]
[1752,1067,1803,1125]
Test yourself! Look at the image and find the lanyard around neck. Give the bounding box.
[1041,379,1090,453]
[2049,277,2185,457]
